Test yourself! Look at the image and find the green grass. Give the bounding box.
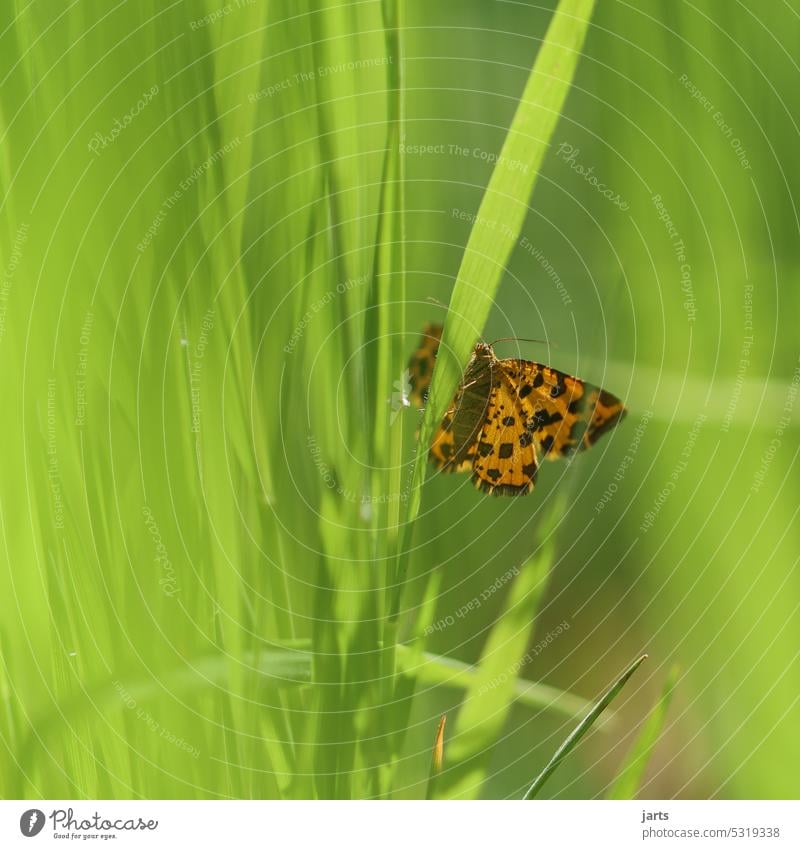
[1,0,799,801]
[524,654,647,799]
[608,664,678,799]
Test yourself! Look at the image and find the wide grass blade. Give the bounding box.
[607,665,679,799]
[523,654,647,800]
[401,0,597,537]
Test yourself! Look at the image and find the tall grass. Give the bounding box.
[1,0,798,801]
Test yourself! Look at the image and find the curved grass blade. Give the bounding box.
[399,0,597,550]
[523,654,647,800]
[395,645,604,724]
[384,0,598,788]
[607,664,679,799]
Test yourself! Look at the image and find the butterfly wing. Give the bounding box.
[430,351,494,473]
[407,322,443,409]
[407,323,490,474]
[469,368,540,495]
[501,359,626,460]
[408,328,625,493]
[430,406,476,472]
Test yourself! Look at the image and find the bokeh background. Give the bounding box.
[0,0,798,799]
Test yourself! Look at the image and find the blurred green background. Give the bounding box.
[0,0,798,799]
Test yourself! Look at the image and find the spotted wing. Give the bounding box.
[470,370,540,496]
[407,323,443,409]
[500,359,626,460]
[405,322,471,472]
[430,406,477,473]
[429,352,493,474]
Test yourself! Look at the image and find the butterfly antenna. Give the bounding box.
[425,296,449,310]
[488,335,558,349]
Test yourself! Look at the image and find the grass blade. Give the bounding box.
[395,646,601,723]
[523,654,647,800]
[607,665,679,799]
[437,499,561,798]
[425,714,446,800]
[403,0,597,536]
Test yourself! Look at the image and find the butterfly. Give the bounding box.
[407,323,626,496]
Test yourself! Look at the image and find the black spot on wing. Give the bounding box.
[587,406,627,445]
[568,395,587,414]
[473,475,534,496]
[568,418,591,449]
[598,389,621,406]
[531,409,563,431]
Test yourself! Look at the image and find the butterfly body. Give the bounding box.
[408,324,626,496]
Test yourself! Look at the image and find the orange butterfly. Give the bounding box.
[408,323,626,495]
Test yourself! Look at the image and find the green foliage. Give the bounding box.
[608,665,679,799]
[523,655,647,800]
[0,0,798,801]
